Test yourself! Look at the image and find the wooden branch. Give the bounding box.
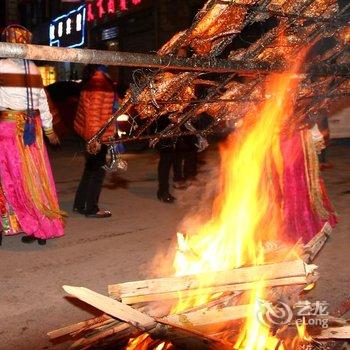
[108,260,311,303]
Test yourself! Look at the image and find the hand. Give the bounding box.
[47,132,60,145]
[87,140,101,155]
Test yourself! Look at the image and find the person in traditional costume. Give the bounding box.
[0,25,65,245]
[281,124,337,244]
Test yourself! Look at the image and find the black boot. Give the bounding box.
[21,236,47,245]
[21,235,36,244]
[157,191,176,203]
[38,239,46,245]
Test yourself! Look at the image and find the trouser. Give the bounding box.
[173,149,197,181]
[74,145,107,214]
[158,150,175,195]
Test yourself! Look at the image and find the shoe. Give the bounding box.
[157,192,176,203]
[85,210,112,218]
[73,207,86,214]
[173,181,187,190]
[38,239,46,245]
[21,236,37,244]
[21,236,46,245]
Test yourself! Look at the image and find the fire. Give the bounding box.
[170,49,309,347]
[127,46,311,349]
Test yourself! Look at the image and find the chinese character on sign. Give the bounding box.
[86,0,144,22]
[58,22,63,37]
[96,0,106,18]
[87,3,95,21]
[107,0,116,13]
[119,0,127,11]
[76,13,82,31]
[66,18,72,35]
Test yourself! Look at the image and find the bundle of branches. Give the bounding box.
[88,0,350,148]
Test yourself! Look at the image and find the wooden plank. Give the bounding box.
[108,260,309,301]
[47,314,112,340]
[63,286,232,350]
[303,222,332,262]
[159,304,251,330]
[314,325,350,339]
[118,276,307,304]
[63,286,156,332]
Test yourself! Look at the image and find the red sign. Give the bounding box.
[86,0,143,21]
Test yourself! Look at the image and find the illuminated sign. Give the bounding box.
[50,5,86,48]
[86,0,143,22]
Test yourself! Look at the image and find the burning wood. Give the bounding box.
[108,260,313,304]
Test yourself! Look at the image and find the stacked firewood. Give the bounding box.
[48,224,350,349]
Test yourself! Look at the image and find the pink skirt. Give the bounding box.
[281,131,336,243]
[0,114,65,239]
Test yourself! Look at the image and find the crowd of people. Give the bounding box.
[0,24,207,247]
[0,24,337,248]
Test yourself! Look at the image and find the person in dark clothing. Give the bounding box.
[173,135,198,188]
[74,144,108,216]
[155,116,177,203]
[73,64,117,218]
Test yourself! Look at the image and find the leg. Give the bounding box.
[158,150,173,196]
[73,166,92,212]
[85,145,108,215]
[184,150,198,180]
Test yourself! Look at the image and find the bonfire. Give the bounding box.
[48,0,350,348]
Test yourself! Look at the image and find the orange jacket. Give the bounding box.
[74,70,116,141]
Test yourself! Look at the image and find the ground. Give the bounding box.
[0,140,349,350]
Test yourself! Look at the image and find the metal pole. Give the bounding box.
[1,42,350,76]
[0,42,278,74]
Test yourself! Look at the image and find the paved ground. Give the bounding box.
[0,140,349,350]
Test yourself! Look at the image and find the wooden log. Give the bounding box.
[108,260,311,303]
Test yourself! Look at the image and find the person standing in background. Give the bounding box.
[73,64,117,218]
[0,25,65,246]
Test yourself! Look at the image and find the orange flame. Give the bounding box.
[127,43,311,349]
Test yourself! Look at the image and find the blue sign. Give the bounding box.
[49,5,86,48]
